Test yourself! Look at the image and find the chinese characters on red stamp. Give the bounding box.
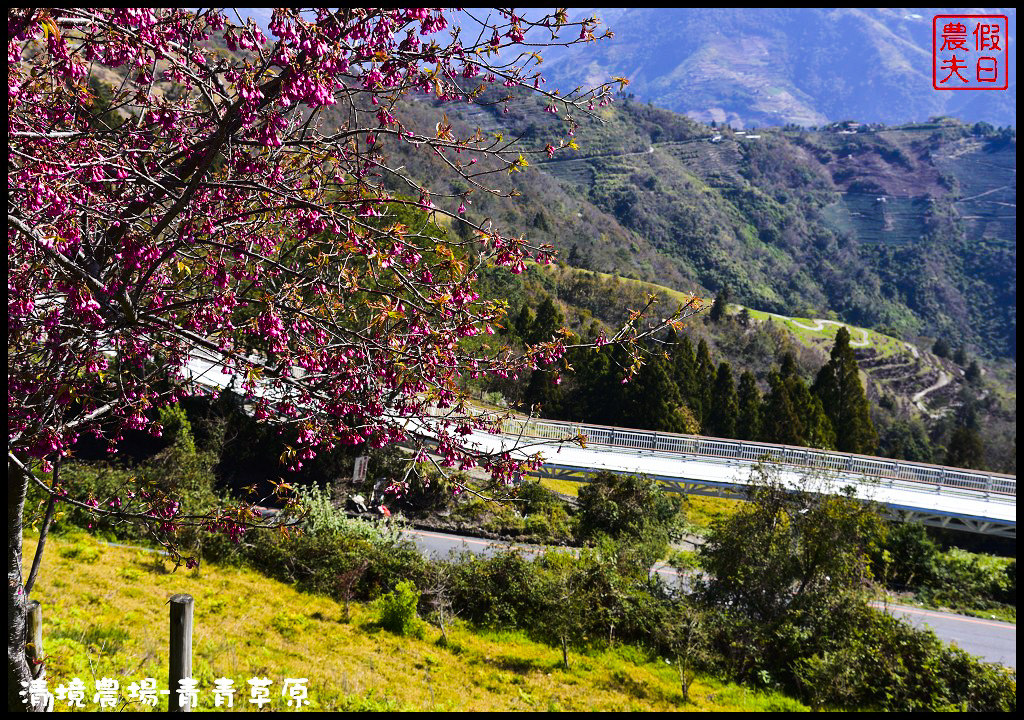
[933,15,1009,90]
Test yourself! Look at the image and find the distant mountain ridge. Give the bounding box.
[538,8,1016,129]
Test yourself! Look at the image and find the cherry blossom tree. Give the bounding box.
[8,8,697,707]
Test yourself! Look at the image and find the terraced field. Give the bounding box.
[735,305,964,419]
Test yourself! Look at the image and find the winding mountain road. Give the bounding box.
[784,317,871,346]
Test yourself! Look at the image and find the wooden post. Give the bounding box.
[25,600,54,711]
[26,600,43,676]
[168,594,194,712]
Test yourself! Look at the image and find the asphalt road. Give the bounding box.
[403,527,1016,668]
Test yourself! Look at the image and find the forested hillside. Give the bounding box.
[382,92,1016,360]
[470,264,1016,475]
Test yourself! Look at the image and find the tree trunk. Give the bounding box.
[8,460,44,711]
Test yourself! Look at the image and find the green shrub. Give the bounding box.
[58,542,101,563]
[270,611,310,639]
[378,580,425,637]
[576,471,682,568]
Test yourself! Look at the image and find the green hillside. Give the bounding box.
[387,93,1015,359]
[473,263,1016,474]
[28,532,803,712]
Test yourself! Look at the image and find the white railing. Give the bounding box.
[497,416,1016,499]
[183,352,1014,502]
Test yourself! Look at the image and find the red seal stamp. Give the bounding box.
[933,15,1009,90]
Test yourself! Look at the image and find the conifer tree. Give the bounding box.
[620,353,688,433]
[762,363,835,450]
[812,328,877,454]
[780,351,800,380]
[668,329,699,413]
[761,372,803,445]
[709,284,731,323]
[513,304,536,343]
[529,296,565,346]
[736,371,762,441]
[522,365,565,416]
[791,380,837,450]
[568,338,624,426]
[945,425,986,470]
[708,361,739,438]
[695,339,716,430]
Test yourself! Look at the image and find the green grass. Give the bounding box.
[538,477,583,498]
[733,305,906,359]
[681,494,745,533]
[25,531,807,712]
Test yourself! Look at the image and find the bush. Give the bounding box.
[843,608,1016,711]
[879,522,939,589]
[696,466,1016,710]
[925,548,1014,611]
[377,580,425,637]
[576,471,682,568]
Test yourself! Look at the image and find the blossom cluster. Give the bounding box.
[8,8,680,550]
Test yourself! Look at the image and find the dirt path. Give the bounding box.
[957,184,1014,203]
[781,317,871,347]
[912,370,953,414]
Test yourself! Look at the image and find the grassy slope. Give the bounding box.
[28,531,806,712]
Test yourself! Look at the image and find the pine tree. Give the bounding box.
[707,361,739,438]
[736,371,762,441]
[695,339,716,431]
[620,353,687,432]
[761,371,803,445]
[709,284,731,323]
[812,328,877,454]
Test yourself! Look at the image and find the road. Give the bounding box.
[402,527,1016,668]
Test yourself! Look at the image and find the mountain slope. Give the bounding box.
[388,90,1015,359]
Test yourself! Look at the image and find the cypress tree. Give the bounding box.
[708,361,739,438]
[530,296,565,345]
[669,330,699,412]
[513,304,535,343]
[779,351,800,380]
[791,381,837,450]
[695,339,716,431]
[945,425,985,470]
[736,371,762,441]
[761,365,836,450]
[709,284,731,323]
[568,333,622,425]
[812,327,877,454]
[761,371,803,445]
[620,353,687,432]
